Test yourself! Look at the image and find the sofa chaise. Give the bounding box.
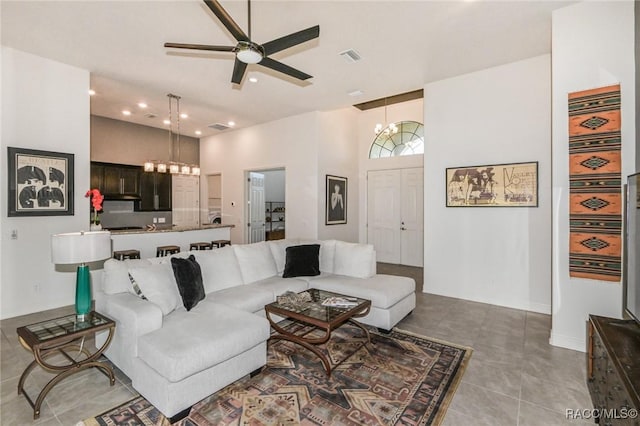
[94,239,416,419]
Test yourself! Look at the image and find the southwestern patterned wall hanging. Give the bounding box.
[568,84,622,282]
[446,161,538,207]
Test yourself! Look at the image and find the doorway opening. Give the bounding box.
[245,168,285,243]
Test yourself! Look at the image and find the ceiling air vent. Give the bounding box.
[144,113,157,119]
[339,49,362,63]
[208,123,230,131]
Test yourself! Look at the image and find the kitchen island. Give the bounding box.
[109,224,233,258]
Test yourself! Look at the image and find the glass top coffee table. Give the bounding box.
[265,288,371,376]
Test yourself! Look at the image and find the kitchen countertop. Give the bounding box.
[108,224,234,235]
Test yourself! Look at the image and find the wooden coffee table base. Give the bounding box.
[265,289,371,377]
[268,318,371,377]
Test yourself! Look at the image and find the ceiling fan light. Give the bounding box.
[236,47,263,64]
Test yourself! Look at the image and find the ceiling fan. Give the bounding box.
[165,0,320,85]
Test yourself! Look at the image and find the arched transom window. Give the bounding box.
[368,121,424,159]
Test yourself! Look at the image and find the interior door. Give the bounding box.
[367,170,402,264]
[400,168,424,267]
[367,168,423,266]
[248,172,266,243]
[172,175,199,227]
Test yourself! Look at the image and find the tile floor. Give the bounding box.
[1,264,593,425]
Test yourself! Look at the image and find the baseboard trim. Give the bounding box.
[528,302,551,315]
[549,330,586,353]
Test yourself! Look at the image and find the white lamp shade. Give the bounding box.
[51,231,112,264]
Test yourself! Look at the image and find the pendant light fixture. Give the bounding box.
[144,93,200,175]
[374,97,398,136]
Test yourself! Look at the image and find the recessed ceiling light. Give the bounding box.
[138,102,147,108]
[88,89,96,96]
[228,121,236,127]
[348,90,364,97]
[163,119,170,125]
[122,110,131,116]
[180,113,188,119]
[195,130,202,136]
[249,77,258,83]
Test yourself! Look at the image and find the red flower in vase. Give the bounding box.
[85,189,104,224]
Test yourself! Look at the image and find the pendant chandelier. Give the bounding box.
[144,93,200,175]
[374,97,398,136]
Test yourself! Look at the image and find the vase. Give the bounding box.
[90,223,102,231]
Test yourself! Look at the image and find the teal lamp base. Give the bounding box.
[75,264,92,321]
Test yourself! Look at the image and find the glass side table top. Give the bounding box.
[21,311,112,343]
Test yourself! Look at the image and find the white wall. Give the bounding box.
[423,55,552,314]
[357,99,424,243]
[199,112,320,243]
[551,1,636,351]
[1,48,91,319]
[317,107,359,242]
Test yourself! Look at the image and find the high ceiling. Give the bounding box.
[1,1,574,137]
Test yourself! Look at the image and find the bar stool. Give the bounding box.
[190,242,213,251]
[113,249,141,260]
[156,245,180,257]
[211,239,231,248]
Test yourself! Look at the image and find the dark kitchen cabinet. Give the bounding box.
[91,162,140,197]
[140,171,172,211]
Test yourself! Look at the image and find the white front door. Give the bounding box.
[367,168,424,266]
[248,172,266,243]
[367,170,402,264]
[172,175,200,227]
[400,168,424,267]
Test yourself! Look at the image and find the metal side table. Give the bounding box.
[17,311,116,419]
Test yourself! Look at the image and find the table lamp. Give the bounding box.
[51,231,111,320]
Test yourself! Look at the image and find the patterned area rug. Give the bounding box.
[81,326,471,426]
[568,84,622,281]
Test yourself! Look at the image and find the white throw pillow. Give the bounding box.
[102,258,151,295]
[128,263,182,315]
[333,241,375,279]
[267,238,300,273]
[194,246,245,293]
[233,241,278,284]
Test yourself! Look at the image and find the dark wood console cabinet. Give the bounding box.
[588,315,640,425]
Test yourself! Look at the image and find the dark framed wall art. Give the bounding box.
[326,175,347,225]
[446,161,538,207]
[7,147,74,216]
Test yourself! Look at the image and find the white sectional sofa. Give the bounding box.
[94,239,415,419]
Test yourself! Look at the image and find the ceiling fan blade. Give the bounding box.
[259,57,312,81]
[262,25,320,56]
[231,58,248,84]
[165,42,236,52]
[203,0,249,42]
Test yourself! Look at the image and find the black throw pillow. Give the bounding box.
[171,255,205,311]
[283,244,321,278]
